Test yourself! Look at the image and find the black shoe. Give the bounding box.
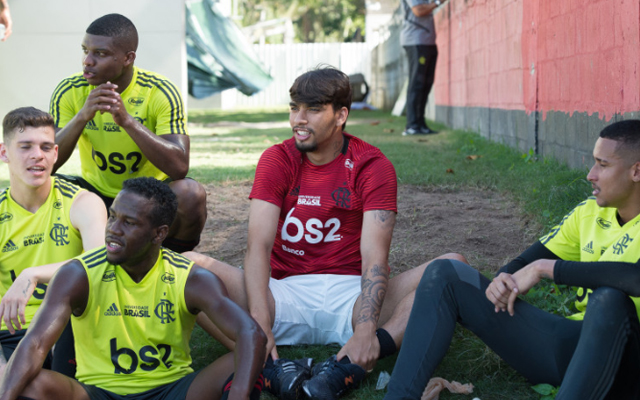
[302,356,366,400]
[263,357,313,400]
[402,127,426,136]
[419,126,439,134]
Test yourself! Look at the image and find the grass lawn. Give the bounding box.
[0,108,591,399]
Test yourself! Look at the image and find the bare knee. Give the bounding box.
[435,252,468,264]
[171,179,206,214]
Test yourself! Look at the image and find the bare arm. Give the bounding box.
[337,210,395,370]
[106,88,189,179]
[0,0,11,42]
[54,83,126,171]
[411,3,438,17]
[185,266,266,400]
[0,191,106,332]
[0,261,89,400]
[244,199,280,360]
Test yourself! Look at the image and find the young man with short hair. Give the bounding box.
[385,120,640,400]
[50,13,206,253]
[188,66,465,400]
[0,106,106,376]
[0,177,266,400]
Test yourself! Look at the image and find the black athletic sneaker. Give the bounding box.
[262,357,313,400]
[302,355,366,400]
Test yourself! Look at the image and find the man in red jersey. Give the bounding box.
[187,66,465,400]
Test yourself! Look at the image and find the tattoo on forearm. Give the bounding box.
[21,279,31,298]
[356,264,389,325]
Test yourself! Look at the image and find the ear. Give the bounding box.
[0,143,8,164]
[123,51,136,67]
[631,161,640,182]
[335,107,348,128]
[152,224,170,245]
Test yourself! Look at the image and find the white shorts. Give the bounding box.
[269,274,361,346]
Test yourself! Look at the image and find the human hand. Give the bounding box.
[485,272,519,314]
[79,82,119,122]
[0,2,12,42]
[0,270,37,334]
[103,86,133,128]
[337,329,379,371]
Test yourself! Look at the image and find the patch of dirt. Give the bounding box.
[195,183,538,274]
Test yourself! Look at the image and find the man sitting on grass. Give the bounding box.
[385,119,640,400]
[0,177,266,400]
[0,107,106,377]
[187,65,466,400]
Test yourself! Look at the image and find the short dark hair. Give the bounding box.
[121,177,177,228]
[290,65,352,129]
[600,120,640,162]
[2,107,54,143]
[86,13,138,52]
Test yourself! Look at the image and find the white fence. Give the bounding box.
[189,42,372,109]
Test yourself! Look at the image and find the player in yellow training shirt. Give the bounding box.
[0,107,106,377]
[50,13,206,253]
[386,120,640,400]
[0,177,266,400]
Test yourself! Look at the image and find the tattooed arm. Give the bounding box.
[337,209,395,371]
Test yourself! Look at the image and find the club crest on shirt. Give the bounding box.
[332,187,351,209]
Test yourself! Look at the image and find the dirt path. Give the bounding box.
[194,183,538,274]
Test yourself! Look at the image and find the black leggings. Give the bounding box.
[385,259,640,400]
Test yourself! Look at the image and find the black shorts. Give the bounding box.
[79,370,200,400]
[0,329,52,369]
[55,174,176,210]
[54,174,116,209]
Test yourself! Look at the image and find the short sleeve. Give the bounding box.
[249,145,294,208]
[354,151,397,213]
[539,202,584,261]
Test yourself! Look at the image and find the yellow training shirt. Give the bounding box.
[50,66,188,198]
[72,247,196,395]
[0,177,84,330]
[540,197,640,320]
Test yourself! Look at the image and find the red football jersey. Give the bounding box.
[250,133,397,279]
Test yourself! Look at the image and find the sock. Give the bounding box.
[376,328,397,359]
[220,372,264,400]
[250,373,264,400]
[339,356,352,364]
[220,373,234,400]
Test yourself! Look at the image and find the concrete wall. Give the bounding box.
[0,0,186,122]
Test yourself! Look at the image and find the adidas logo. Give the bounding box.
[2,239,18,253]
[104,303,121,316]
[85,120,99,131]
[582,241,594,254]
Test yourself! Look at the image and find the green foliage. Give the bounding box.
[523,282,577,316]
[237,0,366,43]
[531,383,559,399]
